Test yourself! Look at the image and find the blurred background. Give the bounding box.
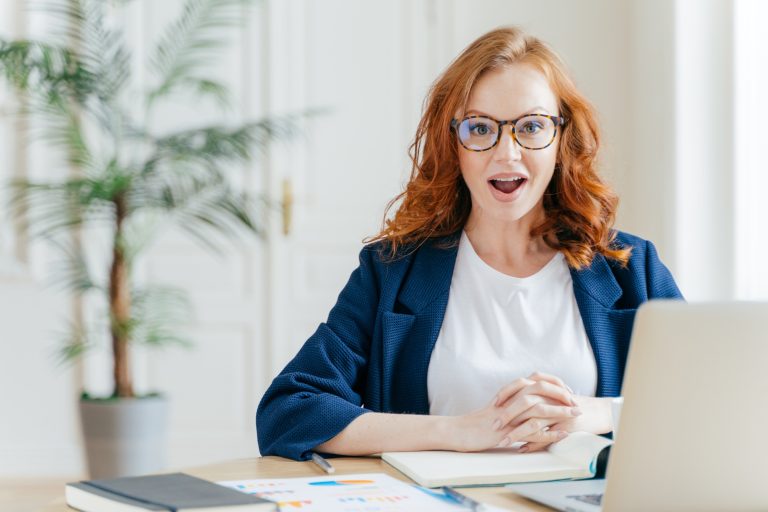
[0,0,766,493]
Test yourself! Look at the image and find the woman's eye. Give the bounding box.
[520,122,543,134]
[470,123,493,136]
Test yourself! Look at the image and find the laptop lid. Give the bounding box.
[603,301,768,511]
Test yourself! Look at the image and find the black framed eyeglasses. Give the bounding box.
[450,114,566,152]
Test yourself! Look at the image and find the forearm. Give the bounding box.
[315,412,456,455]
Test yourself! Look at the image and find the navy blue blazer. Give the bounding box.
[256,230,683,460]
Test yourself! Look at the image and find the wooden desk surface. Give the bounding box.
[43,455,550,511]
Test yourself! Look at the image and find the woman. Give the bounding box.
[256,26,683,461]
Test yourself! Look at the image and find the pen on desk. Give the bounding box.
[442,486,483,511]
[310,452,335,474]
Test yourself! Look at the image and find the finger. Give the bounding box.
[527,372,573,393]
[495,393,547,430]
[496,382,576,426]
[519,441,553,453]
[520,428,569,444]
[499,417,559,446]
[522,380,576,406]
[506,403,582,428]
[493,377,535,407]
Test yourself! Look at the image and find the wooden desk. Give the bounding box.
[43,455,550,511]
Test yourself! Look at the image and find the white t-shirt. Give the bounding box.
[427,231,597,416]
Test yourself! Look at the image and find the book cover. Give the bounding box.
[65,472,277,512]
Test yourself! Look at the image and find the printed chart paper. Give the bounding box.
[218,472,501,511]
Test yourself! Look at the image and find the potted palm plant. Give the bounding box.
[0,0,293,478]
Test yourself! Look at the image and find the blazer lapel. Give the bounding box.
[570,254,631,397]
[384,236,459,415]
[397,236,461,315]
[570,253,622,309]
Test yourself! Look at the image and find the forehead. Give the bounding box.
[466,62,559,118]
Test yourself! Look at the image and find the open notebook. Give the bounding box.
[382,432,612,488]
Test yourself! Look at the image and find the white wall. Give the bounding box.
[674,0,736,300]
[626,0,678,265]
[0,0,739,477]
[734,0,768,301]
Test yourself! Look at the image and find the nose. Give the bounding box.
[494,125,522,162]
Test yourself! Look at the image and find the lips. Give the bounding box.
[490,177,526,194]
[486,175,528,203]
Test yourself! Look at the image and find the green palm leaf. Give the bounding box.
[30,97,93,169]
[53,320,92,367]
[0,39,97,105]
[35,0,132,103]
[46,237,100,294]
[130,285,193,348]
[129,161,260,252]
[151,116,299,165]
[148,0,254,106]
[9,160,133,238]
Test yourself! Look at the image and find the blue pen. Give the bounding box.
[442,486,484,511]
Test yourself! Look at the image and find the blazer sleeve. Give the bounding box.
[645,240,685,300]
[256,246,381,460]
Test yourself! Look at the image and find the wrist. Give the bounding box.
[434,415,461,451]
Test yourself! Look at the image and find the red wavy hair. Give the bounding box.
[366,26,631,269]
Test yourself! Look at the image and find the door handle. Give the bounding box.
[281,178,293,236]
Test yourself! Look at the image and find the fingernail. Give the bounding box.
[571,407,582,416]
[566,384,574,394]
[492,419,502,431]
[557,431,568,439]
[518,445,529,453]
[498,437,511,448]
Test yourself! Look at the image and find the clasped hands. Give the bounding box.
[448,372,612,453]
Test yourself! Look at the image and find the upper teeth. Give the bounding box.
[492,177,523,182]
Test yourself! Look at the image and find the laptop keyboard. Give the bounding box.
[567,493,604,506]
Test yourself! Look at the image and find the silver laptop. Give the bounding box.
[508,300,768,512]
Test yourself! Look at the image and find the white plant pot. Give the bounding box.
[79,395,168,479]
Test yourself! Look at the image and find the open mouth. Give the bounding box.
[489,177,527,194]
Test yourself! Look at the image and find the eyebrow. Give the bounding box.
[464,106,553,118]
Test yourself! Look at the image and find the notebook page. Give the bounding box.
[547,431,613,469]
[383,449,579,487]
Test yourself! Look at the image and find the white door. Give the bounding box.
[260,0,451,375]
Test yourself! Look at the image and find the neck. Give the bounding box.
[463,205,554,268]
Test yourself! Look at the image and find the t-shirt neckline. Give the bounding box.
[460,230,564,288]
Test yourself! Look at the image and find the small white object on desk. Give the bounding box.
[310,452,335,474]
